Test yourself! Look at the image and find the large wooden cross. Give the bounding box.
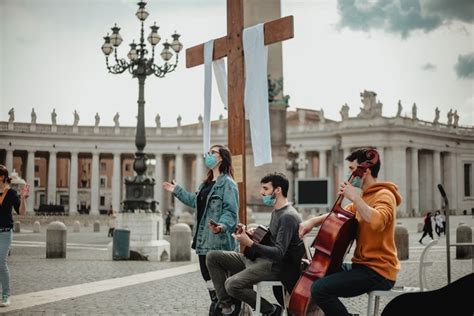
[186,0,293,224]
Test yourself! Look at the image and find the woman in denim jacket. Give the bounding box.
[0,165,29,307]
[163,145,239,315]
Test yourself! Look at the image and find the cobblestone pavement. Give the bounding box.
[2,215,473,315]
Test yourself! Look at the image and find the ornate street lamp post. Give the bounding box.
[286,154,308,204]
[101,1,182,212]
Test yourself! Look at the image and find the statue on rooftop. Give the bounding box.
[155,113,161,128]
[51,109,57,125]
[31,108,37,124]
[358,90,382,118]
[433,107,440,124]
[396,100,402,117]
[95,113,100,127]
[8,108,14,123]
[113,112,120,127]
[447,109,453,126]
[412,103,417,120]
[340,103,349,121]
[453,110,459,128]
[73,110,80,126]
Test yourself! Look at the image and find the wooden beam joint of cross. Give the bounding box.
[186,0,294,224]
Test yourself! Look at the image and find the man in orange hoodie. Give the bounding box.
[299,148,402,316]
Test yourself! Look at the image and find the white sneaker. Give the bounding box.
[0,294,10,307]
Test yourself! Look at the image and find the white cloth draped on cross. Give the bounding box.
[203,23,272,166]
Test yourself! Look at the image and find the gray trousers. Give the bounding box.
[206,250,280,314]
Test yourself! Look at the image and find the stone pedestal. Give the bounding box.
[33,221,41,233]
[46,221,67,258]
[13,221,21,233]
[395,223,409,260]
[170,223,191,261]
[456,223,473,259]
[108,212,169,261]
[73,221,81,232]
[93,220,100,232]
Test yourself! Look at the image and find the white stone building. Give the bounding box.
[1,91,473,217]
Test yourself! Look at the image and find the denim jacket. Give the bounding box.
[172,173,239,255]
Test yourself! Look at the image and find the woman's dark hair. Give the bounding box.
[345,148,381,178]
[0,165,11,184]
[205,145,234,183]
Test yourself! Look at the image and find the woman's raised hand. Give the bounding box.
[20,184,30,199]
[162,180,176,192]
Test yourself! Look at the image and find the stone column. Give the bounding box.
[47,151,57,204]
[112,153,121,213]
[26,150,36,214]
[154,153,164,209]
[411,148,419,216]
[444,152,458,211]
[297,151,306,178]
[195,153,204,188]
[69,151,78,215]
[341,147,351,181]
[319,150,327,178]
[90,152,100,215]
[174,153,184,216]
[5,149,13,173]
[392,147,407,215]
[433,150,441,211]
[377,146,385,180]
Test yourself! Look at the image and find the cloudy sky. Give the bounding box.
[1,0,473,127]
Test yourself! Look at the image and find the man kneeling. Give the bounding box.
[207,172,304,316]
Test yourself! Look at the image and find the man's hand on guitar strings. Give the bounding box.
[232,224,254,247]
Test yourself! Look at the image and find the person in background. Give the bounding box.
[419,212,434,244]
[434,210,443,237]
[165,211,172,235]
[0,165,30,307]
[163,145,239,315]
[107,206,116,237]
[441,211,446,236]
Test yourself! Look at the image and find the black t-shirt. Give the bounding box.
[192,181,215,249]
[0,189,20,228]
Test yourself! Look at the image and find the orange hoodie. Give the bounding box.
[345,182,402,281]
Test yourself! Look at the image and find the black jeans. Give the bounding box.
[199,255,211,281]
[311,263,395,316]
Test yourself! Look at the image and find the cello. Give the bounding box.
[288,149,379,315]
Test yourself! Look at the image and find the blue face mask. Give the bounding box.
[262,192,276,207]
[204,153,219,169]
[347,173,362,188]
